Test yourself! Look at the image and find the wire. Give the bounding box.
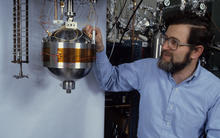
[39,0,61,36]
[39,0,52,35]
[87,1,98,26]
[109,0,128,33]
[108,0,129,60]
[211,16,220,33]
[52,27,79,42]
[42,51,96,63]
[108,25,117,60]
[119,0,144,45]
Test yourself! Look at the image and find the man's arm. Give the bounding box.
[206,95,220,138]
[94,50,141,92]
[83,25,141,92]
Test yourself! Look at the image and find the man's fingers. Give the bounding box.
[82,25,104,52]
[83,25,102,41]
[83,25,92,36]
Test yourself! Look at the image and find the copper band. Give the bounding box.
[43,48,96,63]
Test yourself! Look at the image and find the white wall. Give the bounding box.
[0,0,106,138]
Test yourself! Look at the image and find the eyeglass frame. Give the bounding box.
[161,34,196,50]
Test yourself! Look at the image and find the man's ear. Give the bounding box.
[191,45,204,59]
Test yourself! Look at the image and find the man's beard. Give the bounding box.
[157,50,192,74]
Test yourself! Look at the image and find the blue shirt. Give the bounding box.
[94,51,220,138]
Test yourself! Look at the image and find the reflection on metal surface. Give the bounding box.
[41,0,98,93]
[43,27,95,93]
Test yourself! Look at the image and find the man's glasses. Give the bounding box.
[161,34,195,50]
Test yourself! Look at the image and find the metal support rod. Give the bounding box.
[54,0,58,20]
[67,0,73,13]
[17,0,21,62]
[12,0,29,79]
[13,0,17,62]
[131,0,136,60]
[60,0,64,20]
[67,0,74,18]
[26,0,29,63]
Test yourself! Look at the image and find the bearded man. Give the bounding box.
[84,11,220,138]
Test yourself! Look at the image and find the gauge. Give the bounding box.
[192,0,199,9]
[200,3,206,10]
[164,0,170,7]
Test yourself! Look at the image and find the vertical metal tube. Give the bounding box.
[153,30,163,58]
[26,0,29,63]
[19,60,23,76]
[13,0,17,62]
[54,0,58,20]
[153,6,163,59]
[67,0,74,18]
[131,0,136,60]
[67,0,73,13]
[60,0,64,20]
[180,0,186,11]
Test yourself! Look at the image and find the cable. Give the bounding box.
[87,1,98,26]
[119,0,144,45]
[108,25,117,60]
[211,16,220,33]
[109,0,128,33]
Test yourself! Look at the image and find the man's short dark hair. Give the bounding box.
[165,11,214,50]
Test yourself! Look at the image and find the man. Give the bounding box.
[84,11,220,138]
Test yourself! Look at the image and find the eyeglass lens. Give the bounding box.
[160,34,179,50]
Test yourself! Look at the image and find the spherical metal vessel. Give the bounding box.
[42,27,96,93]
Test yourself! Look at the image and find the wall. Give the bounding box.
[0,0,106,138]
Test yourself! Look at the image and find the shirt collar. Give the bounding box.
[167,61,202,84]
[193,61,201,78]
[187,60,201,82]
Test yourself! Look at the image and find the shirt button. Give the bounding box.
[169,105,173,110]
[166,121,170,126]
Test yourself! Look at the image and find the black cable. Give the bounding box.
[119,0,144,45]
[110,0,128,32]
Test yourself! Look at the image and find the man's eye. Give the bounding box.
[170,39,178,45]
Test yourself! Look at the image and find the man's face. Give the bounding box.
[158,24,193,73]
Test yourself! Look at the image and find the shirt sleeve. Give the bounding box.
[206,95,220,138]
[93,50,141,92]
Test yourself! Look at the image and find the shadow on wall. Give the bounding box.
[26,0,52,90]
[84,69,102,94]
